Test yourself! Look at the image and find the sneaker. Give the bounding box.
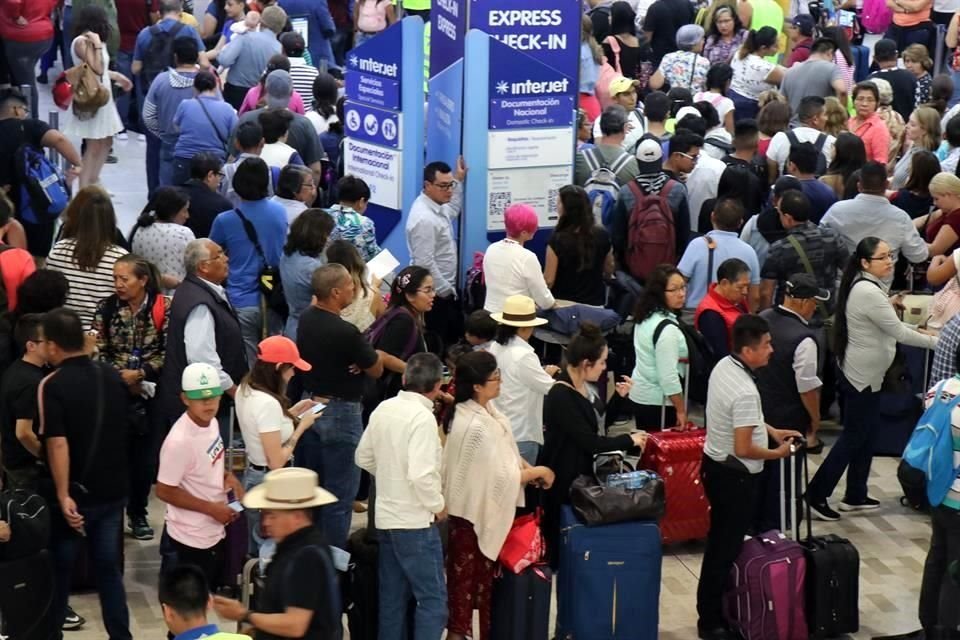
[838,497,881,512]
[137,133,146,142]
[106,152,118,164]
[806,496,841,521]
[63,605,85,631]
[117,130,129,141]
[129,515,154,540]
[37,73,48,85]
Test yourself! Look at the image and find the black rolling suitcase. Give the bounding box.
[490,565,552,640]
[0,549,54,640]
[796,449,861,638]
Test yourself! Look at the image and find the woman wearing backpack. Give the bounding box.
[90,254,170,542]
[805,237,938,522]
[64,6,132,189]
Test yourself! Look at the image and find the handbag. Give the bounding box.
[498,508,545,574]
[65,36,110,117]
[232,208,287,318]
[569,452,665,526]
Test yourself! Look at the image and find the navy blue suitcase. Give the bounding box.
[490,565,552,640]
[556,506,662,640]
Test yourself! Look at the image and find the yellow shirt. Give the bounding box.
[180,12,200,28]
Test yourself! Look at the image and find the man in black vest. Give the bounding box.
[159,239,247,441]
[755,273,828,532]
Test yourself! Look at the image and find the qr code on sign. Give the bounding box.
[490,191,512,221]
[547,188,559,221]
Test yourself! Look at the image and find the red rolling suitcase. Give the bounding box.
[640,428,710,544]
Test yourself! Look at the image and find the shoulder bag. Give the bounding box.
[232,208,287,318]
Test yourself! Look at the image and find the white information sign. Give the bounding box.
[343,139,403,210]
[487,127,575,169]
[486,165,572,231]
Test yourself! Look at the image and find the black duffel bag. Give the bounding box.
[569,471,665,526]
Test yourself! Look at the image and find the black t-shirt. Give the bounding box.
[549,226,611,307]
[39,357,129,504]
[376,309,426,399]
[257,525,339,640]
[0,118,51,196]
[601,36,648,82]
[0,360,44,472]
[297,307,379,400]
[868,68,916,121]
[643,0,695,65]
[181,180,233,239]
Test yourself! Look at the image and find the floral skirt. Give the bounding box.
[446,515,496,639]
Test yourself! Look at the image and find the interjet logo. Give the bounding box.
[495,77,570,95]
[349,54,398,78]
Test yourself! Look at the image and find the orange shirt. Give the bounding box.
[849,113,892,165]
[892,0,932,27]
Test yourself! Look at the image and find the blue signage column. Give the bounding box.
[343,17,425,265]
[427,0,467,168]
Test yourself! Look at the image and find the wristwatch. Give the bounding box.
[241,611,254,626]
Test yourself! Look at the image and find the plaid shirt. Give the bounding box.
[90,294,171,382]
[932,314,960,386]
[761,222,849,316]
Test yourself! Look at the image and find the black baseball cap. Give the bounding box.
[785,273,830,301]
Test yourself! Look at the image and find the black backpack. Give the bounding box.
[653,317,717,404]
[141,22,186,88]
[786,130,828,177]
[0,489,50,561]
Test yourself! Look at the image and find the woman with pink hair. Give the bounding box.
[482,203,556,314]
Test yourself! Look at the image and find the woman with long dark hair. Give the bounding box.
[601,1,643,81]
[629,265,689,431]
[821,26,855,92]
[47,186,128,329]
[327,239,385,332]
[805,237,937,521]
[442,349,555,640]
[544,185,613,306]
[694,63,736,133]
[697,165,762,233]
[820,132,867,199]
[236,335,318,552]
[702,3,748,65]
[890,149,939,218]
[90,254,170,541]
[130,187,195,293]
[728,27,784,120]
[306,72,340,134]
[239,54,307,115]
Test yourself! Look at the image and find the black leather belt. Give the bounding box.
[248,463,268,472]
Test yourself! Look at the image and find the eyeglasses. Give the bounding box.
[665,284,688,292]
[301,182,317,190]
[677,152,699,164]
[216,171,226,178]
[486,371,502,383]
[202,252,227,262]
[14,104,29,116]
[866,253,894,262]
[432,181,455,190]
[417,286,436,295]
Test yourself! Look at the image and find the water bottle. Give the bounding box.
[127,348,142,371]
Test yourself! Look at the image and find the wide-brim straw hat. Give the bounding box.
[490,295,548,328]
[242,467,337,510]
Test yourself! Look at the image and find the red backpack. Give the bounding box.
[625,180,677,281]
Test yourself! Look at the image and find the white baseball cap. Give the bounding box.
[182,363,223,400]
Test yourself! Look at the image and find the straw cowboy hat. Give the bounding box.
[242,468,336,510]
[490,295,548,328]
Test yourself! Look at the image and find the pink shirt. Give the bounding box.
[158,412,227,549]
[849,113,891,165]
[238,85,306,116]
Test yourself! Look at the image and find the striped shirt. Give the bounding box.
[924,377,960,510]
[47,239,128,330]
[288,58,319,113]
[704,356,767,474]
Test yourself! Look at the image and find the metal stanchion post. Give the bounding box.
[48,111,61,166]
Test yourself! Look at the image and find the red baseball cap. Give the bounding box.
[257,336,312,371]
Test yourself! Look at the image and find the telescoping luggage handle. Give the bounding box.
[780,440,814,542]
[659,357,704,432]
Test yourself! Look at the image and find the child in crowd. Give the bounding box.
[464,309,497,350]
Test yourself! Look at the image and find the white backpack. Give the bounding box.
[582,147,633,228]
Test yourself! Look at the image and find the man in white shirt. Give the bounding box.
[677,113,726,232]
[483,204,555,314]
[766,95,836,179]
[406,157,467,347]
[355,353,447,640]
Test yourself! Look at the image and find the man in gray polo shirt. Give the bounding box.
[696,314,803,640]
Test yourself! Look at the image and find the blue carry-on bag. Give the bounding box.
[556,505,662,640]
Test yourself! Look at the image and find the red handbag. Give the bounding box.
[497,509,545,574]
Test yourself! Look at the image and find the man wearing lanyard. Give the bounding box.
[695,314,802,640]
[406,157,467,350]
[160,565,249,640]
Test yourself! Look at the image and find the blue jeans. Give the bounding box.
[171,156,192,186]
[294,398,363,550]
[807,371,878,504]
[158,140,176,187]
[51,500,131,640]
[517,441,541,466]
[243,465,267,554]
[236,305,283,367]
[114,50,137,132]
[378,526,448,640]
[146,130,161,197]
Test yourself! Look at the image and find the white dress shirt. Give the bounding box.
[355,390,445,529]
[482,238,555,313]
[488,336,556,445]
[686,154,726,231]
[270,195,307,226]
[183,277,236,391]
[406,186,463,298]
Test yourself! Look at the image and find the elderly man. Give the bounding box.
[213,468,342,639]
[158,239,247,441]
[271,164,316,225]
[296,264,384,550]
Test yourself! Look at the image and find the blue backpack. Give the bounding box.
[15,143,69,225]
[900,380,960,508]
